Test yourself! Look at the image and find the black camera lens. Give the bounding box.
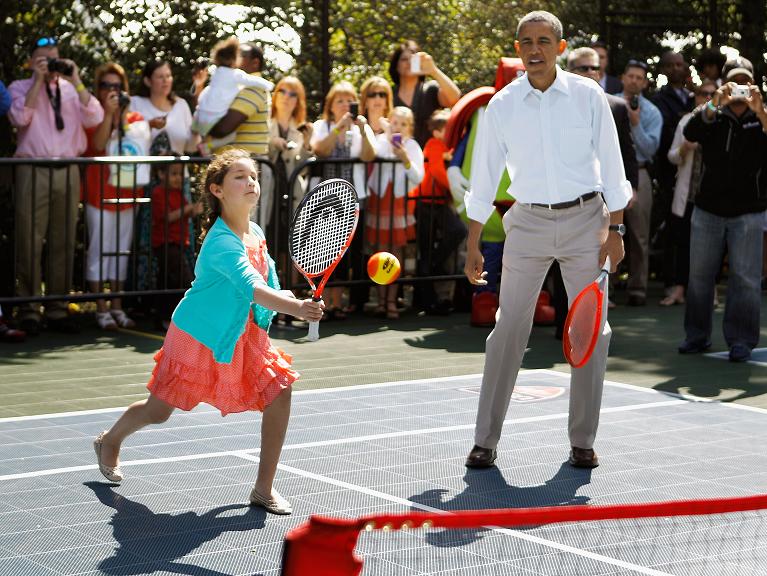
[118,91,131,107]
[46,57,74,76]
[630,95,639,111]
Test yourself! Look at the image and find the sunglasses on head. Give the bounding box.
[572,65,601,73]
[35,37,57,48]
[278,88,298,98]
[367,91,387,99]
[626,59,649,72]
[99,81,122,91]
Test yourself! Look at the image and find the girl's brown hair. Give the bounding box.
[212,36,239,68]
[199,149,256,241]
[271,76,307,125]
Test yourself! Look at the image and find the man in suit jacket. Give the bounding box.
[652,51,695,296]
[592,41,624,94]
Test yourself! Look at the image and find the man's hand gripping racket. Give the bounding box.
[288,178,359,341]
[563,257,610,368]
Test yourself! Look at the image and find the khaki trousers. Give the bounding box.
[625,167,652,297]
[474,196,611,450]
[14,164,80,320]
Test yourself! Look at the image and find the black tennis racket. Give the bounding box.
[289,178,359,341]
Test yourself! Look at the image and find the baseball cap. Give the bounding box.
[722,56,753,81]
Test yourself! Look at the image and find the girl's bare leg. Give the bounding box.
[253,387,292,497]
[99,394,175,468]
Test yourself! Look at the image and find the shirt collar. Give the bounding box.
[520,66,570,97]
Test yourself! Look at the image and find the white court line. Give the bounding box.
[0,399,685,482]
[4,366,765,424]
[0,373,483,424]
[237,454,674,576]
[536,369,767,415]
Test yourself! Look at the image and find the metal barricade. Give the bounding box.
[0,155,275,309]
[282,157,468,300]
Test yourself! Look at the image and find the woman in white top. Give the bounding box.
[130,60,198,155]
[359,76,393,136]
[663,80,716,306]
[310,81,376,318]
[366,106,424,319]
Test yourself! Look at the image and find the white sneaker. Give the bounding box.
[110,309,135,328]
[96,311,118,331]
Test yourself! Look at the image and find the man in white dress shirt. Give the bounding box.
[463,11,632,470]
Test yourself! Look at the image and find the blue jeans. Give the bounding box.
[475,241,504,294]
[684,207,764,349]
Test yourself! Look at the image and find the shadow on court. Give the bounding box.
[85,481,268,576]
[409,463,592,547]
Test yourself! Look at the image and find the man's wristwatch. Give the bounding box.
[608,224,626,237]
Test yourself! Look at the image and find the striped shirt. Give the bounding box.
[219,77,270,156]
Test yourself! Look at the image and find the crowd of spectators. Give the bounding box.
[0,32,765,364]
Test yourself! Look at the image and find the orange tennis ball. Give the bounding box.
[367,252,401,285]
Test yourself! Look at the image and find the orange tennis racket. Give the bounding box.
[289,179,359,341]
[563,257,610,368]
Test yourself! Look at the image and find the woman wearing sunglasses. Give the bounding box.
[359,77,393,136]
[83,62,147,330]
[269,76,312,211]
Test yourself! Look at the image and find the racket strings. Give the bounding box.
[290,180,358,275]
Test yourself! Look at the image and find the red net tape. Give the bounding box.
[280,494,767,576]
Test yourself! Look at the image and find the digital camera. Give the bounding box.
[46,57,73,76]
[118,91,131,108]
[730,85,750,99]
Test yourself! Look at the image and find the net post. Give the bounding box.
[280,515,364,576]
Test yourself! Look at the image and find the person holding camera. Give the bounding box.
[388,40,461,147]
[83,62,146,331]
[618,59,662,306]
[678,57,767,363]
[8,36,104,335]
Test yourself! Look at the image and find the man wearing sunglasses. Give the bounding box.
[618,58,663,307]
[8,36,104,335]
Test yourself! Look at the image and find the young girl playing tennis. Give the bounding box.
[93,148,323,515]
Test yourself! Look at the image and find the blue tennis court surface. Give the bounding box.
[1,370,766,575]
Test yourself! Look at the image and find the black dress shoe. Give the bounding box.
[47,316,80,334]
[626,294,646,306]
[19,317,40,337]
[465,445,497,468]
[568,447,599,468]
[677,340,711,354]
[729,344,751,363]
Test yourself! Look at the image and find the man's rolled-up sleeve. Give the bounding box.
[8,82,33,127]
[81,94,104,128]
[593,91,632,212]
[465,105,507,224]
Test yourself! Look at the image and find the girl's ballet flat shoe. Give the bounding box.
[249,487,292,515]
[93,432,123,483]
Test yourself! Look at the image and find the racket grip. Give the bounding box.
[307,321,319,341]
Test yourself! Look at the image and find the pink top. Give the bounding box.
[8,77,103,158]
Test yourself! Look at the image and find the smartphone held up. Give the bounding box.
[410,53,421,75]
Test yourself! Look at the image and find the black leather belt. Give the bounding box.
[529,191,599,210]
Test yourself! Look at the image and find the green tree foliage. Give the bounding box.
[1,0,764,121]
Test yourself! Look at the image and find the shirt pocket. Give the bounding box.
[559,126,592,167]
